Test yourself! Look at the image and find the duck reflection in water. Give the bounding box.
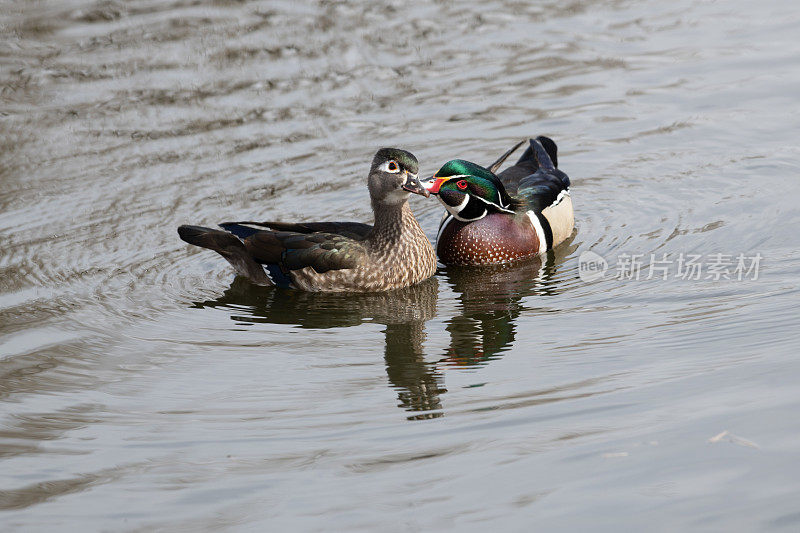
[441,257,544,367]
[438,239,574,367]
[192,277,445,420]
[191,240,574,420]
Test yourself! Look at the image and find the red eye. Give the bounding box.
[456,180,468,190]
[387,161,399,172]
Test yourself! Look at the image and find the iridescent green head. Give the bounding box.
[423,159,516,221]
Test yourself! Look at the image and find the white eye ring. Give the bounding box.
[380,160,401,173]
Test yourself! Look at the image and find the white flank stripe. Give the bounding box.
[526,210,547,254]
[436,215,454,247]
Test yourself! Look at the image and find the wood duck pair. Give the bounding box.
[178,138,573,292]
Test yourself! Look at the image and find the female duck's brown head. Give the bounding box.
[368,148,429,207]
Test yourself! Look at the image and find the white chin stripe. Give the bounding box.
[441,193,468,217]
[526,210,547,254]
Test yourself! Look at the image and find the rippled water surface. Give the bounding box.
[3,0,800,529]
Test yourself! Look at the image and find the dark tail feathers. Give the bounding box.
[517,136,558,170]
[178,225,242,250]
[177,225,271,285]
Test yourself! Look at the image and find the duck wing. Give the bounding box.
[220,220,372,240]
[243,229,367,274]
[178,224,368,287]
[497,136,569,213]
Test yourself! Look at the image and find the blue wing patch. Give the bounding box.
[264,263,294,288]
[219,222,261,240]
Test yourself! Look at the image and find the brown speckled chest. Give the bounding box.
[436,213,540,266]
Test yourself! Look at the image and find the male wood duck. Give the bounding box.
[178,148,437,292]
[423,136,574,265]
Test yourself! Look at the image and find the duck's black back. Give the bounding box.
[497,136,570,215]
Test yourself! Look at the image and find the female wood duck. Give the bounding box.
[178,148,437,292]
[423,136,574,266]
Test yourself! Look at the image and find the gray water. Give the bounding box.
[2,0,800,530]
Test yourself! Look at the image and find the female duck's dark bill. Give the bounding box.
[402,174,431,197]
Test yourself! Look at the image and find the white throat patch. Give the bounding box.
[384,189,411,205]
[441,193,469,217]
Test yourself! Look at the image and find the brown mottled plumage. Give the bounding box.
[286,202,437,292]
[178,148,437,292]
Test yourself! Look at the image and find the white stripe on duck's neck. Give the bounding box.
[444,195,489,222]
